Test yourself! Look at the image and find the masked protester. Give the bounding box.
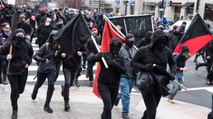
[0,28,33,119]
[0,23,11,85]
[17,14,34,41]
[31,31,66,113]
[61,46,88,111]
[87,37,126,119]
[136,31,152,48]
[131,29,176,119]
[168,45,190,103]
[36,17,54,47]
[1,23,11,43]
[114,33,137,119]
[86,22,100,86]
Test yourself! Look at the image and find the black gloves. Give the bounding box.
[141,64,153,72]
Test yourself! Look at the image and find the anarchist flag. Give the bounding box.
[93,20,125,98]
[54,13,91,59]
[173,14,213,56]
[39,0,48,11]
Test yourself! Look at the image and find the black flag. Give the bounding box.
[54,13,91,58]
[174,14,213,56]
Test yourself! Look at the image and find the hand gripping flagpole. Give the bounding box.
[91,35,108,69]
[103,15,138,51]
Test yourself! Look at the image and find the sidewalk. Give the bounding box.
[0,84,210,119]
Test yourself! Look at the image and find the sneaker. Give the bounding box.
[114,98,120,106]
[168,98,174,103]
[122,113,130,119]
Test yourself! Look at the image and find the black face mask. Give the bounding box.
[110,43,121,55]
[3,30,10,36]
[153,39,166,54]
[126,40,134,48]
[13,36,25,48]
[57,24,63,29]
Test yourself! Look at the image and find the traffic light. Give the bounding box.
[169,1,172,6]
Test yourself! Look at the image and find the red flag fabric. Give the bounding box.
[93,20,125,98]
[173,14,213,56]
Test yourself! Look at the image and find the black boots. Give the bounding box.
[61,84,70,111]
[44,86,54,113]
[11,110,17,119]
[31,88,38,100]
[44,105,53,113]
[64,99,70,111]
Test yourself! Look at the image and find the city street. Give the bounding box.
[0,39,212,119]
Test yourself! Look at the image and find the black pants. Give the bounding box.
[33,71,56,106]
[87,61,96,82]
[141,83,161,119]
[62,67,78,100]
[98,81,118,119]
[8,69,28,111]
[0,60,7,83]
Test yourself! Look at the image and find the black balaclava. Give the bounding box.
[153,36,168,54]
[125,33,134,48]
[145,31,152,44]
[110,37,122,56]
[13,28,26,48]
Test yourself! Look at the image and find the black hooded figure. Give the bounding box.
[136,31,153,48]
[31,31,65,113]
[87,37,126,119]
[131,29,176,119]
[0,28,33,119]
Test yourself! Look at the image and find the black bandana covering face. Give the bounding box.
[110,43,121,56]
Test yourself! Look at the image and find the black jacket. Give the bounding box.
[62,47,88,69]
[36,24,54,47]
[131,30,176,95]
[1,40,33,75]
[87,52,126,88]
[34,43,62,73]
[167,30,181,51]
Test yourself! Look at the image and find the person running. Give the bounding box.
[87,38,126,119]
[1,28,33,119]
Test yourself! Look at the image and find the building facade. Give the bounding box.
[117,0,213,22]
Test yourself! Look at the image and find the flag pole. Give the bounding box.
[6,45,13,75]
[103,15,138,50]
[173,80,187,91]
[91,35,108,69]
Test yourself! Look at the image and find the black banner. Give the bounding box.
[109,15,153,43]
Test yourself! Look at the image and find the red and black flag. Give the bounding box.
[93,20,125,98]
[54,13,91,59]
[39,0,48,11]
[173,14,213,56]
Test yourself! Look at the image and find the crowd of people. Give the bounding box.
[0,3,213,119]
